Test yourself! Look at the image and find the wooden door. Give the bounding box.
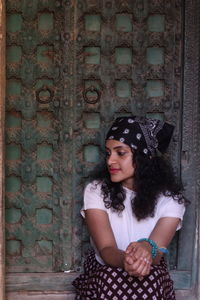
[5,0,199,296]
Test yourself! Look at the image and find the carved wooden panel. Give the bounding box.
[5,0,192,290]
[6,0,65,272]
[72,0,183,270]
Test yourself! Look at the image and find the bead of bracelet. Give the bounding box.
[159,247,169,255]
[137,238,158,259]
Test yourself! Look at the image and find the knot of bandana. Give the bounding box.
[106,116,174,157]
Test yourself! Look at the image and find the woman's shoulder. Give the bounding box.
[157,191,184,205]
[85,180,103,192]
[156,191,185,218]
[82,180,106,213]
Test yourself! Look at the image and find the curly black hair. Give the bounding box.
[89,150,186,221]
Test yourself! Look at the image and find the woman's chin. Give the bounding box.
[110,176,121,183]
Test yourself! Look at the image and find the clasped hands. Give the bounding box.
[123,241,152,277]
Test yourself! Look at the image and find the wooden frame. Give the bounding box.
[0,0,5,299]
[2,0,200,299]
[175,0,200,298]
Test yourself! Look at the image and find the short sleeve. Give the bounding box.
[156,195,186,230]
[80,181,107,218]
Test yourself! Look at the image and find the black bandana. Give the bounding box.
[106,116,174,157]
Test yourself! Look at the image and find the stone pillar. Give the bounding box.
[0,0,5,299]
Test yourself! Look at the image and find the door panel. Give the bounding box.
[5,0,195,292]
[6,0,64,272]
[72,0,184,270]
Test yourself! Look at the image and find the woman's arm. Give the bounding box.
[85,208,181,276]
[125,217,181,268]
[149,216,180,264]
[85,209,125,267]
[85,208,152,274]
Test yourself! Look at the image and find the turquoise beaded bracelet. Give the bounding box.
[137,238,158,259]
[159,247,169,255]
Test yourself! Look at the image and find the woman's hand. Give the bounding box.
[124,242,152,277]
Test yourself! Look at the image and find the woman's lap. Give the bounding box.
[72,250,176,300]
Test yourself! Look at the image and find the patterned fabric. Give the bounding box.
[72,250,176,300]
[106,116,174,157]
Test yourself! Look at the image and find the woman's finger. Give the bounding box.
[126,242,137,254]
[127,257,151,277]
[124,255,134,265]
[133,246,151,259]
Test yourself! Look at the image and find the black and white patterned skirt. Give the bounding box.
[72,250,176,300]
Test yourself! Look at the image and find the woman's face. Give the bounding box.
[105,139,135,190]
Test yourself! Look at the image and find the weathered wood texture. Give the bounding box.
[5,291,196,300]
[6,291,75,300]
[5,290,196,300]
[5,0,184,275]
[5,271,192,291]
[6,272,76,292]
[0,0,5,299]
[182,0,200,298]
[4,0,200,299]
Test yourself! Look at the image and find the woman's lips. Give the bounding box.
[109,168,120,174]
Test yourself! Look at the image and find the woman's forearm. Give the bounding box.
[99,246,125,268]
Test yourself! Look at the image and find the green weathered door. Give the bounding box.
[5,0,197,294]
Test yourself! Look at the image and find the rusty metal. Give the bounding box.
[83,86,101,104]
[36,86,54,104]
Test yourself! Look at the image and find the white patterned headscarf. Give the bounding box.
[106,116,174,158]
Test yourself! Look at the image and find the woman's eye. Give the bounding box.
[105,152,110,157]
[117,152,126,156]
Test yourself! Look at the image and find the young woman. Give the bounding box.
[73,116,186,300]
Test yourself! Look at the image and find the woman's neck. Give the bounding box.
[122,182,136,191]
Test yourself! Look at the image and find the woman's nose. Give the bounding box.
[107,153,116,165]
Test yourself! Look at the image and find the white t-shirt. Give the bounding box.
[81,181,185,265]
